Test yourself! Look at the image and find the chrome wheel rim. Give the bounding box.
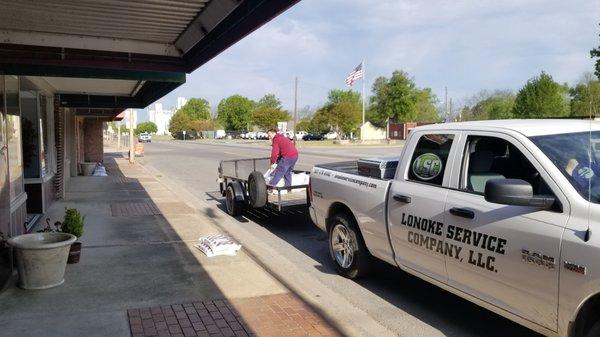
[331,224,354,268]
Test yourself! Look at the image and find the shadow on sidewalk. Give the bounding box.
[205,190,540,337]
[0,152,343,337]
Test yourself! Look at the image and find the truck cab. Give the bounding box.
[309,120,600,337]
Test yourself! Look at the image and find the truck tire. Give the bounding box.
[225,184,244,216]
[248,171,267,208]
[586,320,600,337]
[328,213,370,279]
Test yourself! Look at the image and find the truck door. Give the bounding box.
[388,132,459,282]
[444,133,567,331]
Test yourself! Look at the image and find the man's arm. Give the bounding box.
[271,138,280,164]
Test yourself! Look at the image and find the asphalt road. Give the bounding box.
[139,140,540,337]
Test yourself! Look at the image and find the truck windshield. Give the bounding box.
[531,131,600,204]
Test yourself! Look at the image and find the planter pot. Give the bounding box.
[8,233,76,290]
[80,162,97,176]
[67,242,82,264]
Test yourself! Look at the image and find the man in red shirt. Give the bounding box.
[267,128,299,188]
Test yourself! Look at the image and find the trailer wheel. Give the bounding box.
[248,171,267,208]
[225,184,244,216]
[328,213,370,279]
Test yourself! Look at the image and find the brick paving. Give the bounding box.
[127,293,342,337]
[111,201,162,216]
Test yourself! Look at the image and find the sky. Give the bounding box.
[154,0,599,115]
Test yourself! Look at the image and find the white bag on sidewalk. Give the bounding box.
[194,234,241,257]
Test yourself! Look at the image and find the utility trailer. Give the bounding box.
[217,157,310,215]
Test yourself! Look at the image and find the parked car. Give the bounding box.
[215,130,226,139]
[295,131,308,140]
[302,133,324,141]
[323,131,338,140]
[309,119,600,337]
[138,132,151,143]
[256,131,268,140]
[284,131,295,140]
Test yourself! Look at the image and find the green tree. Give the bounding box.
[312,89,362,138]
[308,110,332,134]
[513,72,570,118]
[251,94,289,129]
[119,125,129,134]
[414,88,441,122]
[217,95,254,130]
[591,23,600,79]
[135,121,158,135]
[168,110,193,136]
[256,94,283,110]
[190,119,216,131]
[252,107,291,129]
[463,90,516,121]
[369,70,436,125]
[295,117,312,132]
[178,98,211,120]
[570,73,600,117]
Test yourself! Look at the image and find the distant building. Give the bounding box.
[177,97,187,110]
[148,102,174,135]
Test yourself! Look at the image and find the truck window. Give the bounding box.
[460,136,553,196]
[407,134,454,186]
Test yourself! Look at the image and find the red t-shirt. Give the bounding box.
[271,133,298,163]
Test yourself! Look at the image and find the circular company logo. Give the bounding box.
[412,153,443,181]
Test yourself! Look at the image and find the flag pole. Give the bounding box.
[361,58,366,140]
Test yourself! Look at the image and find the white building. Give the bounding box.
[177,97,187,110]
[148,102,174,135]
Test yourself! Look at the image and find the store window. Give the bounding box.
[407,134,455,186]
[5,76,23,199]
[21,90,40,179]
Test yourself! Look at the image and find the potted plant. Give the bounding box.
[8,230,76,290]
[59,208,85,264]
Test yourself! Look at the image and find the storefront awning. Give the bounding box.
[0,0,300,110]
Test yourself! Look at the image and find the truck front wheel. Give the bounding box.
[328,213,370,279]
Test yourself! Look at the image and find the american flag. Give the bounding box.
[345,62,364,86]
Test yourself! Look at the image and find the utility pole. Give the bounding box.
[293,76,298,145]
[116,121,121,150]
[449,98,454,122]
[445,86,449,122]
[128,109,135,164]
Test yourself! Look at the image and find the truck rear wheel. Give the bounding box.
[328,213,370,279]
[585,320,600,337]
[225,184,244,216]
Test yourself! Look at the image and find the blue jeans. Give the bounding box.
[270,156,298,187]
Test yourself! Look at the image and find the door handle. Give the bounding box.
[449,207,475,219]
[393,194,411,203]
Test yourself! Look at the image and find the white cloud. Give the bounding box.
[160,0,600,112]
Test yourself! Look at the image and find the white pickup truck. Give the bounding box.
[309,120,600,337]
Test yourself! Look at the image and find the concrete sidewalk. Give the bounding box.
[0,150,341,337]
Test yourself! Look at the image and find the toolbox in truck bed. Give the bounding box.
[357,156,400,180]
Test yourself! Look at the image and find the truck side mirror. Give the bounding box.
[484,179,555,209]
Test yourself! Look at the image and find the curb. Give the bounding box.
[137,160,399,337]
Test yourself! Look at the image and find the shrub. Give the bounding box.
[61,208,85,238]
